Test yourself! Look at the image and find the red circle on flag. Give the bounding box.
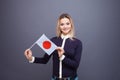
[43,40,51,49]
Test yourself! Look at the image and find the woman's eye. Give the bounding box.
[66,22,70,25]
[60,23,64,26]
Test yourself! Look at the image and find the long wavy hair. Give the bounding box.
[56,13,75,39]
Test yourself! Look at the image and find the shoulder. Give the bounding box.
[71,37,82,47]
[50,36,59,40]
[72,37,82,43]
[50,36,58,39]
[50,36,61,42]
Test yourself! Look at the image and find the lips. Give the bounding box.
[62,28,70,33]
[62,28,69,31]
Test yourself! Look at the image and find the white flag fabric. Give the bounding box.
[35,34,57,55]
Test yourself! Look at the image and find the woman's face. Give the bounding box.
[59,18,72,35]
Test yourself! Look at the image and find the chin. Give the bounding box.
[63,32,69,35]
[62,31,70,34]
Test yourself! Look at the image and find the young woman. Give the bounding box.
[24,13,82,80]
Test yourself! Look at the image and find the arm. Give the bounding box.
[34,53,52,64]
[24,49,52,64]
[62,41,82,69]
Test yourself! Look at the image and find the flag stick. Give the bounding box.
[29,35,40,50]
[29,42,36,50]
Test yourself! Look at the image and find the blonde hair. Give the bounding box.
[56,13,75,39]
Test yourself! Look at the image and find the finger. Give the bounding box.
[24,50,28,55]
[56,47,62,50]
[24,49,30,55]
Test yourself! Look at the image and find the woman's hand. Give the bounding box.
[24,49,33,61]
[56,47,65,57]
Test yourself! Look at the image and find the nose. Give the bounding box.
[63,24,67,28]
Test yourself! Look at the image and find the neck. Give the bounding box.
[61,34,71,39]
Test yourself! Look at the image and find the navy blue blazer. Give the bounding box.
[34,37,82,77]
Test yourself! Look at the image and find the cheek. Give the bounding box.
[68,25,71,28]
[59,26,63,30]
[68,25,72,30]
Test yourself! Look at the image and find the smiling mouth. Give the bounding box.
[63,28,69,30]
[62,29,70,33]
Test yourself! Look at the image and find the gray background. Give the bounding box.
[0,0,120,80]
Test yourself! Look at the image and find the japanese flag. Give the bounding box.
[35,34,57,55]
